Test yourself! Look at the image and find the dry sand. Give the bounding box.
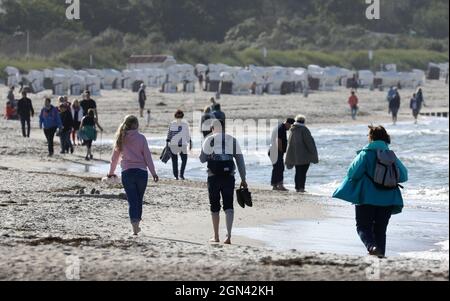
[0,81,448,281]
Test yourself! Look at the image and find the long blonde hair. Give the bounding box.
[114,115,139,151]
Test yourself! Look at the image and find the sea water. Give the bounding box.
[70,117,449,259]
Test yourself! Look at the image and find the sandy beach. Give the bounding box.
[0,81,448,281]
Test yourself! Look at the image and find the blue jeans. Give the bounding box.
[60,130,72,152]
[122,169,148,224]
[351,106,358,120]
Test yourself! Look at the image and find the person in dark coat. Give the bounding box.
[389,89,401,125]
[201,106,213,138]
[285,115,319,193]
[17,91,35,138]
[59,104,74,154]
[269,118,295,191]
[138,83,147,118]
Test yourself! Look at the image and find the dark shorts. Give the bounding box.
[208,175,235,213]
[139,100,146,110]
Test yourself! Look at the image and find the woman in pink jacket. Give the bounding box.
[108,115,159,235]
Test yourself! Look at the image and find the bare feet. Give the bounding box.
[132,223,141,236]
[224,236,231,245]
[209,238,220,243]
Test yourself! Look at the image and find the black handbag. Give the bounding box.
[236,186,252,208]
[160,143,172,164]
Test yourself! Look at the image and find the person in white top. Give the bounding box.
[167,110,192,180]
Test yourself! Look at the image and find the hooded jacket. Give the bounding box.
[332,141,408,214]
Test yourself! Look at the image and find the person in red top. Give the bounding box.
[348,91,359,120]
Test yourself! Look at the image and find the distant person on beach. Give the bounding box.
[200,119,247,245]
[17,91,34,138]
[167,110,192,180]
[59,104,74,154]
[410,93,419,124]
[210,99,226,129]
[201,106,213,138]
[138,83,147,118]
[80,90,97,118]
[108,115,159,236]
[387,86,396,103]
[269,118,295,191]
[39,98,62,157]
[410,89,426,124]
[5,87,18,120]
[348,91,359,120]
[59,96,71,110]
[333,126,408,258]
[285,115,319,193]
[351,74,359,91]
[389,88,401,125]
[71,100,83,146]
[7,86,15,103]
[79,108,103,161]
[198,73,204,91]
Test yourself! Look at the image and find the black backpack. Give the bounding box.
[207,135,235,176]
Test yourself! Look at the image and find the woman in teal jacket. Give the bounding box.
[333,125,408,257]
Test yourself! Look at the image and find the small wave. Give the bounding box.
[400,240,449,262]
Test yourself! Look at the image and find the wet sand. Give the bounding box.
[0,81,448,281]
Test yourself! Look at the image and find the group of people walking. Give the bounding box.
[107,102,408,258]
[347,87,426,125]
[108,105,245,245]
[6,88,103,159]
[5,85,411,257]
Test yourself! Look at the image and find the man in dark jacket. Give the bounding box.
[17,91,35,138]
[138,83,147,118]
[270,118,295,191]
[389,89,401,125]
[80,90,97,118]
[59,104,74,154]
[211,102,226,130]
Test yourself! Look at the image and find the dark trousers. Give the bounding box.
[20,117,31,137]
[351,106,358,120]
[44,127,57,155]
[122,169,148,224]
[60,130,73,152]
[271,153,285,186]
[208,175,235,213]
[356,205,393,256]
[171,153,188,179]
[295,164,310,190]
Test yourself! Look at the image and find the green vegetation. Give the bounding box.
[0,0,448,71]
